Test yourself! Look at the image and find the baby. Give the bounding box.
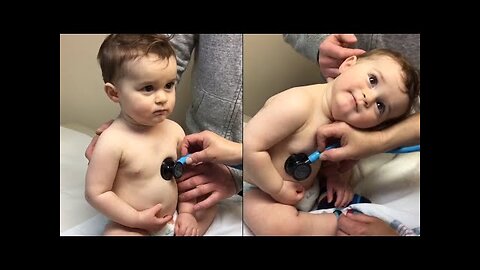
[244,48,419,235]
[85,34,216,236]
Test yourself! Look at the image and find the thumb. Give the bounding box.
[321,148,346,162]
[336,34,358,44]
[186,150,210,165]
[345,212,376,223]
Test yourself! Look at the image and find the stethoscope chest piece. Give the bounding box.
[284,153,311,181]
[161,158,184,180]
[161,154,190,180]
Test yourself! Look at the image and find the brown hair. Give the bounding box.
[97,34,176,84]
[358,48,420,130]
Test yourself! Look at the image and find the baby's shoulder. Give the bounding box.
[161,119,185,137]
[94,123,128,149]
[266,85,317,109]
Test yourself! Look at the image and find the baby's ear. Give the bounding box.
[104,83,119,103]
[339,55,357,74]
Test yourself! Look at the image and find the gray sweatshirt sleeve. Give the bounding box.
[169,34,197,81]
[282,34,329,64]
[227,167,243,193]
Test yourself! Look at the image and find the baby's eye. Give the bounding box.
[165,82,175,90]
[368,74,378,87]
[143,85,155,92]
[376,101,385,114]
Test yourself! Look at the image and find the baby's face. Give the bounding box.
[330,56,409,128]
[115,54,177,126]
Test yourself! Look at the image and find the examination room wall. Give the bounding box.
[244,34,324,119]
[60,34,194,135]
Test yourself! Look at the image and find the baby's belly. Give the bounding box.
[114,177,178,217]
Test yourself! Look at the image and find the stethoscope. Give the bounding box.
[161,154,190,180]
[284,143,421,181]
[160,154,243,180]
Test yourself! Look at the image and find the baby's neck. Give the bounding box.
[117,112,158,133]
[318,81,334,122]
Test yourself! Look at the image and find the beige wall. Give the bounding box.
[60,34,193,135]
[244,34,323,118]
[61,34,323,134]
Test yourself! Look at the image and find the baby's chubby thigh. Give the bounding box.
[243,184,306,235]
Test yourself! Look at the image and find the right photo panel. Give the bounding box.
[242,34,420,236]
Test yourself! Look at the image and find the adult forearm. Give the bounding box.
[244,151,283,195]
[381,113,420,152]
[227,167,243,193]
[170,34,197,80]
[283,34,329,63]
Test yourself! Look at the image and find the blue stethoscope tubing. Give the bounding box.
[308,143,420,164]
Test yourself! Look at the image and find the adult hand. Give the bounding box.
[337,212,398,236]
[317,122,383,162]
[180,130,241,165]
[325,172,353,208]
[177,163,236,211]
[85,119,114,161]
[318,34,365,80]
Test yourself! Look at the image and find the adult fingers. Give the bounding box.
[85,135,99,161]
[178,183,214,201]
[327,184,334,203]
[337,213,363,233]
[340,190,352,208]
[177,174,205,193]
[194,192,221,211]
[344,212,377,223]
[316,122,345,151]
[95,119,114,135]
[335,189,345,208]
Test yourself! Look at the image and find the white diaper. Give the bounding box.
[151,211,177,236]
[295,180,320,212]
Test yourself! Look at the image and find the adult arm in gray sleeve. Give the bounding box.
[283,34,329,64]
[170,34,197,81]
[227,167,243,193]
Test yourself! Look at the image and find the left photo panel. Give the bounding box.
[60,34,243,236]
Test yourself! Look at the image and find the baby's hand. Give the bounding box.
[270,180,305,205]
[175,213,200,236]
[326,173,353,208]
[137,203,173,233]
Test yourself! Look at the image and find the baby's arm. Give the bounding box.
[170,121,199,236]
[244,90,311,205]
[85,134,170,232]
